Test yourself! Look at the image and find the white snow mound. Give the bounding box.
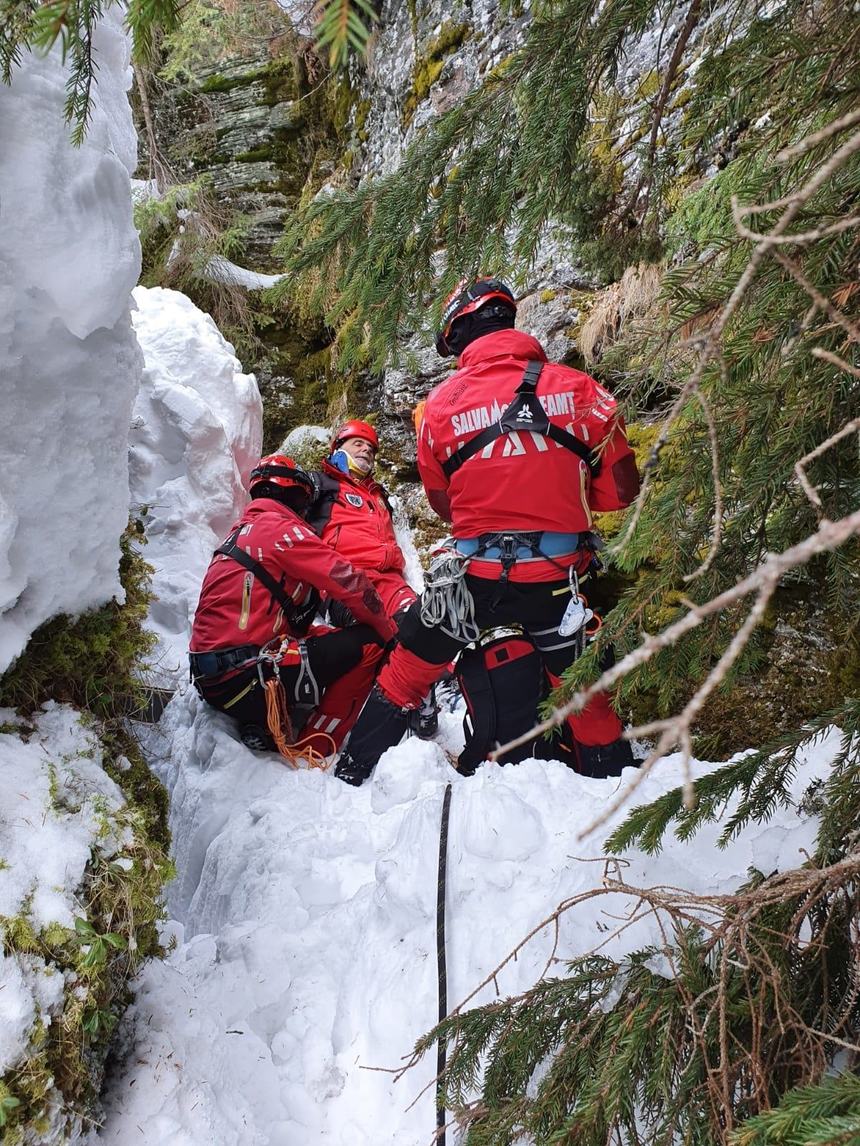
[129,286,263,682]
[0,10,142,673]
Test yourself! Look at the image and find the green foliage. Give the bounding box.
[0,523,156,722]
[421,869,860,1144]
[157,0,287,85]
[313,0,377,70]
[1,0,375,142]
[0,0,181,143]
[730,1073,860,1146]
[607,699,860,856]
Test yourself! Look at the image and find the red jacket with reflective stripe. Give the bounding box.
[308,461,406,575]
[190,498,397,652]
[417,329,639,543]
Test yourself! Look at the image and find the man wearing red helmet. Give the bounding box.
[335,277,641,786]
[305,420,440,739]
[306,420,416,620]
[189,454,397,758]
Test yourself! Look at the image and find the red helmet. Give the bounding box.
[249,454,314,499]
[435,277,516,356]
[331,420,379,453]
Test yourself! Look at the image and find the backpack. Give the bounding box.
[455,632,573,775]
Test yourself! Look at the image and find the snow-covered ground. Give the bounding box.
[94,694,835,1145]
[0,10,142,673]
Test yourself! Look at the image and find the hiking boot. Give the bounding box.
[334,751,371,787]
[577,738,636,778]
[412,685,439,740]
[333,684,410,786]
[240,724,275,752]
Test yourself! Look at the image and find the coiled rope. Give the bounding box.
[420,546,480,643]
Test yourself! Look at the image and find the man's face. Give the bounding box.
[340,436,376,472]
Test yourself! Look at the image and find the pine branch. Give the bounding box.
[605,700,860,856]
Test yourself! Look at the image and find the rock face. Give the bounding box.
[139,0,712,462]
[140,48,340,271]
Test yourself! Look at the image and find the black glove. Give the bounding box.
[327,599,357,629]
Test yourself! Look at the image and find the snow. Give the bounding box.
[205,255,286,289]
[0,9,142,673]
[0,703,129,1080]
[129,286,262,682]
[95,687,837,1145]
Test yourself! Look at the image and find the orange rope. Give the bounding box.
[263,678,337,771]
[264,677,298,766]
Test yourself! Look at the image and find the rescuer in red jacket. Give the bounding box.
[306,420,417,620]
[335,278,641,786]
[306,420,440,739]
[189,454,397,759]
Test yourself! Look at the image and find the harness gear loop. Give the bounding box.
[293,639,321,707]
[420,544,480,643]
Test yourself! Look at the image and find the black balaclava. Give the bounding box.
[446,303,516,357]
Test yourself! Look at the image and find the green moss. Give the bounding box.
[1,776,172,1140]
[635,69,660,99]
[540,288,558,303]
[402,22,471,127]
[159,1,295,88]
[0,526,155,723]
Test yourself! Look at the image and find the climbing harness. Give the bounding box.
[440,360,600,479]
[436,782,453,1146]
[420,544,480,643]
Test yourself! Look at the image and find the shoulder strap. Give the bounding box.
[305,471,341,534]
[215,528,317,627]
[441,361,599,478]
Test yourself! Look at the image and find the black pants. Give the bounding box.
[196,625,378,735]
[397,574,582,677]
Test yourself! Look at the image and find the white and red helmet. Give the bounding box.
[435,277,517,356]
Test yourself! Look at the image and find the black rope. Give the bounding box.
[436,782,453,1144]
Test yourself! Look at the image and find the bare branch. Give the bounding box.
[796,415,860,511]
[682,380,723,582]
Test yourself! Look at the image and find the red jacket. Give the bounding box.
[307,461,406,575]
[190,498,397,652]
[417,329,640,575]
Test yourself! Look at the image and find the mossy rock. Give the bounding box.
[402,22,472,127]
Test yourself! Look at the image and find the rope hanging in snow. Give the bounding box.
[436,782,453,1145]
[262,676,335,771]
[420,546,480,643]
